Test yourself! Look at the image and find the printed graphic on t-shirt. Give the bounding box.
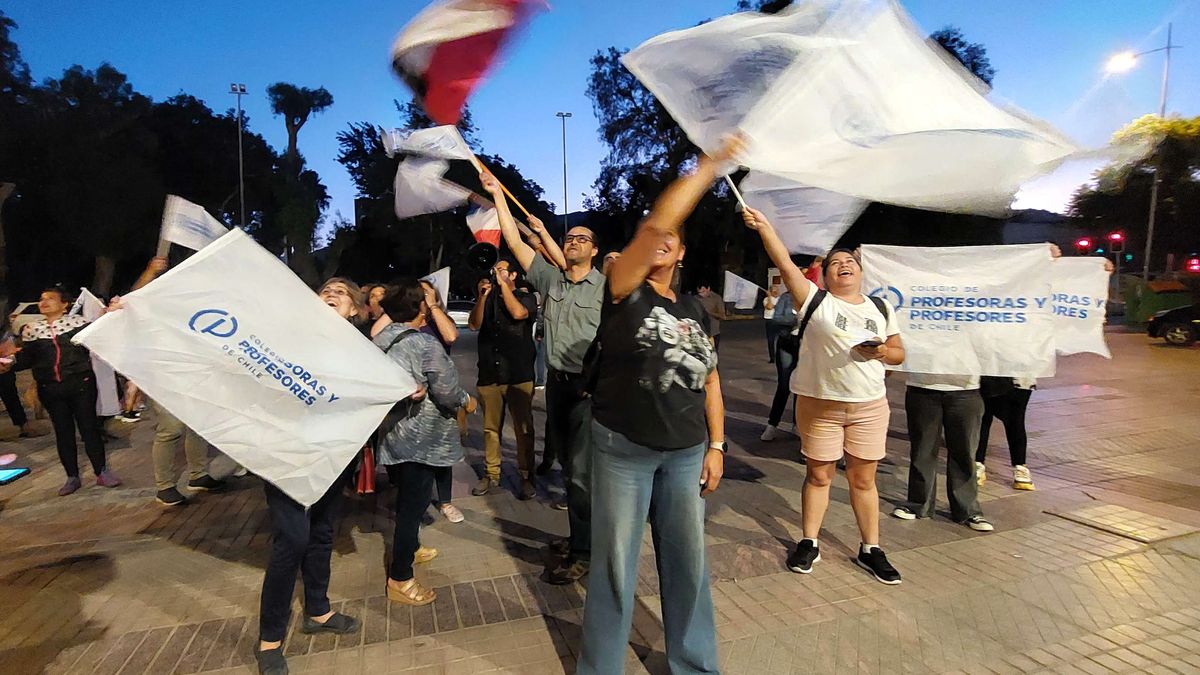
[634,306,715,393]
[865,317,879,335]
[835,311,879,338]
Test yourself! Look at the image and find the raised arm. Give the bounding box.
[131,256,168,291]
[609,137,744,301]
[422,285,458,345]
[496,274,530,321]
[742,207,812,307]
[527,215,567,270]
[480,173,537,273]
[468,278,490,331]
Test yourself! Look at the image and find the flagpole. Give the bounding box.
[724,175,748,210]
[471,155,535,220]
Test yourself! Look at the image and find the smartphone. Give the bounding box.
[0,467,31,485]
[857,339,883,349]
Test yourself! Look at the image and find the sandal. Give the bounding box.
[414,545,438,564]
[387,578,436,606]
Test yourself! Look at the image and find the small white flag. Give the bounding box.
[421,267,451,305]
[740,172,866,256]
[70,288,121,417]
[723,270,762,310]
[394,157,473,220]
[396,125,476,162]
[160,196,230,252]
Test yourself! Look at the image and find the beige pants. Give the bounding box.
[150,400,210,490]
[477,382,535,480]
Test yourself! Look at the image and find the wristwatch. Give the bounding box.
[708,441,726,453]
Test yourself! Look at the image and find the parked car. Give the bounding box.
[8,302,44,336]
[1148,303,1200,346]
[446,300,475,329]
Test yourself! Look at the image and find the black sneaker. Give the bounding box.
[543,557,590,585]
[854,546,902,585]
[546,538,570,557]
[518,478,536,501]
[254,646,288,675]
[301,612,360,635]
[535,458,554,476]
[471,477,497,496]
[786,540,821,574]
[551,495,568,511]
[119,410,142,423]
[156,487,188,506]
[187,475,225,492]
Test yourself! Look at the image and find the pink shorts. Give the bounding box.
[795,396,890,462]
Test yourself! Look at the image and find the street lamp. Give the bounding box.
[556,112,572,234]
[1104,24,1182,281]
[230,83,248,229]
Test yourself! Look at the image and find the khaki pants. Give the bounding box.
[477,381,535,480]
[150,399,210,490]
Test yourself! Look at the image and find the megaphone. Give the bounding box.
[467,242,499,271]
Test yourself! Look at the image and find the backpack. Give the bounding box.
[779,290,889,355]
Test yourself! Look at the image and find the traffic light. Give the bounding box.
[1186,256,1200,274]
[1075,238,1092,255]
[1107,232,1125,253]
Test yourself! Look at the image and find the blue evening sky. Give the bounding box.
[8,0,1198,230]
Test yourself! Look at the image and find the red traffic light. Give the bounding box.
[1186,257,1200,273]
[1107,232,1123,242]
[1076,238,1092,249]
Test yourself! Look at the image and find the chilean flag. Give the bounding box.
[391,0,545,125]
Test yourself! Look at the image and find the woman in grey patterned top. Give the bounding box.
[372,280,477,606]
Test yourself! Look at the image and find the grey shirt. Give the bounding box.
[526,254,605,374]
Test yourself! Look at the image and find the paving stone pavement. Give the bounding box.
[1,323,1199,674]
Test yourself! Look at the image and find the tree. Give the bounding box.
[266,82,334,286]
[0,10,31,96]
[1069,115,1200,273]
[930,26,996,86]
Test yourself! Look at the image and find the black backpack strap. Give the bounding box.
[382,328,419,354]
[868,295,888,319]
[797,290,827,339]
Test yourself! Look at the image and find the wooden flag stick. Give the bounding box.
[471,154,535,220]
[724,175,748,210]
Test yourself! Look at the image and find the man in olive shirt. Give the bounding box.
[697,282,727,352]
[481,173,603,586]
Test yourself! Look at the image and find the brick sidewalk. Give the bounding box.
[2,326,1199,674]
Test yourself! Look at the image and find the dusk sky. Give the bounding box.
[8,0,1198,231]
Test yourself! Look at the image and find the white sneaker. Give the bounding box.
[966,516,995,532]
[891,506,918,520]
[1012,465,1035,491]
[760,425,779,442]
[975,462,987,487]
[439,504,465,523]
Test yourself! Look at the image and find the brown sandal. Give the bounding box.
[387,578,436,606]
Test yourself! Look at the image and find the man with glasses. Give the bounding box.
[480,173,603,586]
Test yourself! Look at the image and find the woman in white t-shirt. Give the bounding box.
[744,207,906,585]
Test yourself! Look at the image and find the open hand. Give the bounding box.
[700,448,725,496]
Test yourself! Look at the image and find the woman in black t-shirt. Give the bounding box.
[577,138,740,675]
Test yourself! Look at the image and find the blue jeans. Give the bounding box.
[579,422,719,675]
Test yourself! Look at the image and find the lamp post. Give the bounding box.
[1104,24,1182,281]
[230,83,247,229]
[556,112,572,235]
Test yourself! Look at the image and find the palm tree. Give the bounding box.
[266,83,333,174]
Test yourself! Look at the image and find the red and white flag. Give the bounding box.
[465,202,502,247]
[391,0,545,125]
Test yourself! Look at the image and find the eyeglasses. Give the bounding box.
[321,287,351,298]
[563,235,593,244]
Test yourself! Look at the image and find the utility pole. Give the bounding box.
[230,83,247,228]
[556,112,572,235]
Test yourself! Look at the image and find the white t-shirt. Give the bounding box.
[790,280,899,403]
[907,373,980,391]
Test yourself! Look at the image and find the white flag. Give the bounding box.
[395,125,476,162]
[722,270,761,310]
[740,172,866,255]
[421,267,451,305]
[860,244,1056,377]
[73,229,417,507]
[70,288,121,417]
[160,195,230,251]
[1050,257,1111,358]
[624,1,1078,217]
[394,156,473,219]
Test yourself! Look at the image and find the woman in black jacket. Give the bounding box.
[0,286,119,495]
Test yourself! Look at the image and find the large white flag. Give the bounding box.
[70,288,121,417]
[161,195,230,251]
[421,267,451,305]
[861,244,1056,377]
[624,0,1078,216]
[740,172,866,255]
[1050,257,1111,358]
[73,229,418,506]
[394,125,476,162]
[722,270,761,310]
[394,156,474,219]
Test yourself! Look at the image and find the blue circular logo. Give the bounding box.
[189,309,239,338]
[869,286,904,310]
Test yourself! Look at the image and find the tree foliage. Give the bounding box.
[1069,115,1200,271]
[930,27,996,86]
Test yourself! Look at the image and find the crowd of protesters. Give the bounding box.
[0,137,1081,675]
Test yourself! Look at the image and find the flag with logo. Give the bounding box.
[623,0,1078,217]
[391,0,545,125]
[394,156,474,220]
[73,229,418,507]
[160,195,230,252]
[70,288,121,417]
[722,270,761,310]
[1050,257,1111,358]
[860,244,1056,377]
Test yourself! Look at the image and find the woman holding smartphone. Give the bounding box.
[743,209,906,585]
